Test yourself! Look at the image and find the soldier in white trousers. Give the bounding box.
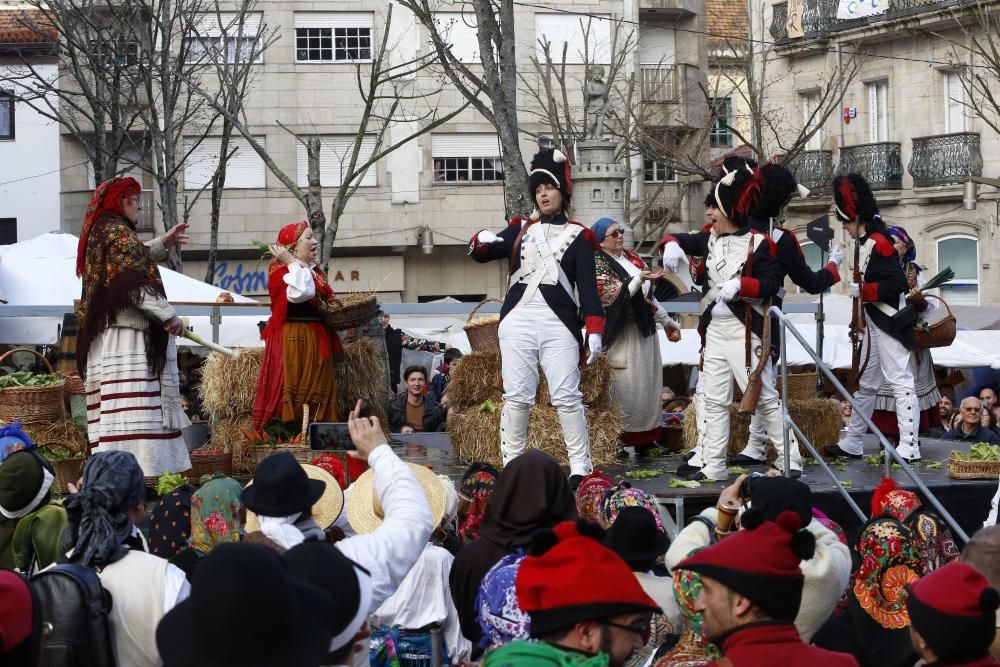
[468,148,605,488]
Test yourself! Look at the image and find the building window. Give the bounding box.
[867,80,889,143]
[643,158,674,183]
[936,234,979,305]
[801,91,822,151]
[295,135,378,187]
[0,91,13,140]
[432,12,481,63]
[710,97,732,148]
[90,40,140,67]
[944,71,966,134]
[431,134,503,184]
[184,136,267,189]
[187,13,263,64]
[0,219,15,245]
[534,13,611,64]
[294,14,374,63]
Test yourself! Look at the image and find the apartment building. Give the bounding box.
[763,0,997,305]
[50,0,706,301]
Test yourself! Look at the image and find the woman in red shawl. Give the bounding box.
[252,222,341,427]
[76,176,192,476]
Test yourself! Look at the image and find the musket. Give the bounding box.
[738,297,772,414]
[847,217,870,392]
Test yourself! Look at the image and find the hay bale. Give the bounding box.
[199,348,263,420]
[210,417,255,474]
[680,398,843,459]
[448,403,623,468]
[446,352,502,409]
[335,339,389,426]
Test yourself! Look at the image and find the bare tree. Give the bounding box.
[184,4,472,269]
[941,8,1000,138]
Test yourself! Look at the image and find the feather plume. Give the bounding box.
[837,178,858,221]
[733,167,765,221]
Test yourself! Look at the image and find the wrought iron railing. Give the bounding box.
[770,2,789,40]
[802,0,838,34]
[639,65,677,103]
[907,132,983,188]
[780,0,975,39]
[834,142,903,190]
[787,150,834,195]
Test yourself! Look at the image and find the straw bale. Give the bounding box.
[199,348,263,420]
[210,417,255,474]
[681,398,843,458]
[448,403,623,468]
[335,339,389,426]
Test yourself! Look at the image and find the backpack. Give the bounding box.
[31,562,117,667]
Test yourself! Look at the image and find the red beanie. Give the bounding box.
[0,569,35,658]
[516,520,658,637]
[677,510,815,621]
[906,562,1000,662]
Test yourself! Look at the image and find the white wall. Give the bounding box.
[0,64,60,242]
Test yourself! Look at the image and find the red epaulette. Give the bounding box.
[870,232,895,257]
[700,222,714,233]
[654,233,677,252]
[774,226,805,258]
[749,229,777,258]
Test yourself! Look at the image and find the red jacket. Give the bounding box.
[707,621,859,667]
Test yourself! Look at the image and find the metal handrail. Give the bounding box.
[771,305,970,542]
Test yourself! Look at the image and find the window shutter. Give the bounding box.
[432,12,480,62]
[945,72,966,133]
[296,135,377,187]
[194,13,262,37]
[534,13,611,64]
[294,12,374,29]
[638,25,674,65]
[431,133,501,158]
[185,136,265,189]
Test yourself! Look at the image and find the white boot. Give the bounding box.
[500,400,531,466]
[557,403,593,477]
[736,411,769,463]
[893,390,920,461]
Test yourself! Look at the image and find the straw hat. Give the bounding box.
[345,462,445,534]
[245,463,343,533]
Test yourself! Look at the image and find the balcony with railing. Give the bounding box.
[639,64,708,129]
[770,2,788,40]
[639,65,677,103]
[907,132,983,188]
[834,142,903,190]
[787,150,834,196]
[773,0,974,43]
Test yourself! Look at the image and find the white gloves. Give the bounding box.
[829,245,844,269]
[476,230,501,244]
[586,333,602,365]
[718,278,741,302]
[661,242,686,273]
[849,282,861,298]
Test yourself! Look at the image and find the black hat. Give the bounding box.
[751,163,810,221]
[284,543,374,653]
[706,159,764,225]
[704,156,758,208]
[603,506,671,568]
[242,452,326,517]
[0,450,54,518]
[746,476,812,528]
[529,148,573,205]
[833,173,880,223]
[156,543,335,667]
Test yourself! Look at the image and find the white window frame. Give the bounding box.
[186,13,263,64]
[184,136,267,190]
[936,233,979,305]
[867,80,889,143]
[534,13,612,65]
[710,97,733,148]
[431,134,503,184]
[0,90,14,141]
[294,13,375,64]
[642,158,676,183]
[295,135,378,188]
[801,91,822,151]
[944,70,967,134]
[432,12,480,63]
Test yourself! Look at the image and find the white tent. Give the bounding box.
[0,231,257,345]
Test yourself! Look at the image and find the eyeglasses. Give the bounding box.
[962,407,982,412]
[605,229,624,238]
[600,620,651,644]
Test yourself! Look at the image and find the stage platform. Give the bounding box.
[388,433,998,542]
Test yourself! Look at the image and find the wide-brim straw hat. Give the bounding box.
[245,463,343,532]
[345,462,445,534]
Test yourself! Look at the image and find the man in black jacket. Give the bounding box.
[824,174,920,462]
[942,397,1000,444]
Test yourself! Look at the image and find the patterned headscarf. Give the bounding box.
[886,226,917,263]
[76,176,142,277]
[0,423,34,465]
[657,547,722,666]
[575,471,614,524]
[63,451,145,568]
[190,475,243,555]
[457,462,498,542]
[276,221,308,250]
[476,550,530,650]
[871,478,921,524]
[599,482,665,532]
[851,517,921,629]
[149,485,194,558]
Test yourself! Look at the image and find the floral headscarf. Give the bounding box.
[654,547,721,666]
[189,475,243,555]
[851,517,921,629]
[575,471,614,524]
[886,226,917,264]
[76,176,142,277]
[871,478,921,524]
[476,550,530,650]
[149,485,194,558]
[457,462,498,542]
[599,482,664,532]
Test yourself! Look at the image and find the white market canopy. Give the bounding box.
[0,231,257,345]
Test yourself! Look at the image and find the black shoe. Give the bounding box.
[903,457,921,465]
[823,445,863,460]
[729,453,767,466]
[682,470,709,482]
[615,448,629,461]
[771,467,802,479]
[675,462,701,477]
[569,474,584,492]
[683,450,696,462]
[635,443,657,460]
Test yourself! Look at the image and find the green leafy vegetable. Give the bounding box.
[669,478,702,489]
[626,469,665,479]
[953,443,1000,462]
[728,466,750,475]
[37,446,72,462]
[479,398,497,414]
[839,480,853,489]
[923,460,943,469]
[156,473,188,496]
[0,372,61,389]
[863,454,884,467]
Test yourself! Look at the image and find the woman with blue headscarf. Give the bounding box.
[871,225,942,439]
[593,217,682,457]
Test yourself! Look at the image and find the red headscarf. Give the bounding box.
[77,177,143,277]
[276,221,308,247]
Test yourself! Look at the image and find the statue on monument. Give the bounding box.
[584,65,609,141]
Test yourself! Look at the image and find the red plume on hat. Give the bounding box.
[837,178,858,221]
[732,166,765,223]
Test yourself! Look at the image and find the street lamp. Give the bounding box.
[420,226,434,255]
[964,180,978,211]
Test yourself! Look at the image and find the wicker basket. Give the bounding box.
[186,449,233,483]
[319,292,378,331]
[61,372,86,396]
[948,452,1000,480]
[0,348,65,425]
[246,404,312,472]
[660,426,684,452]
[914,295,957,349]
[54,456,86,495]
[464,298,502,352]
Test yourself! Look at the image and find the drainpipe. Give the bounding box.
[836,42,845,148]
